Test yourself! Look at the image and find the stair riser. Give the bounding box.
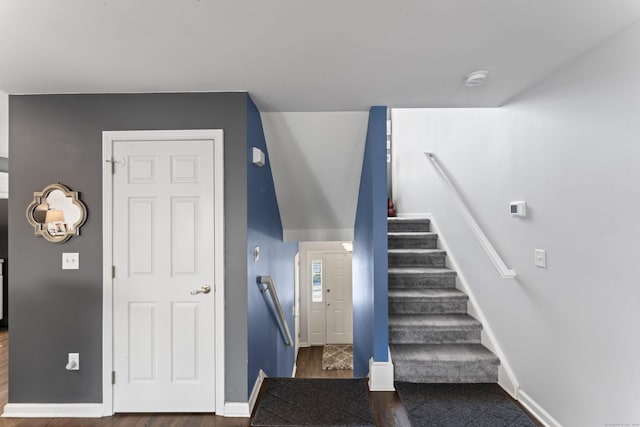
[388,236,437,249]
[388,253,446,268]
[394,361,498,383]
[389,329,481,344]
[389,300,467,314]
[388,274,456,289]
[388,221,430,233]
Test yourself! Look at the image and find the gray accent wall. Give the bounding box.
[8,93,249,403]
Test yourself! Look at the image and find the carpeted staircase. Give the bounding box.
[388,217,500,383]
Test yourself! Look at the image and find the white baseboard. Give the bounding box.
[517,390,562,427]
[223,402,250,418]
[368,349,395,391]
[2,403,103,418]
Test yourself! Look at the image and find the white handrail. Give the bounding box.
[424,152,516,279]
[259,276,294,346]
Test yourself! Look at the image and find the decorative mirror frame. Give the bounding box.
[26,183,88,243]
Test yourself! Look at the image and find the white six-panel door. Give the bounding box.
[111,135,217,412]
[325,253,353,344]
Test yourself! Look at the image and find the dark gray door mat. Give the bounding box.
[395,382,538,427]
[251,378,375,426]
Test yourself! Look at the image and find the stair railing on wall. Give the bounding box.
[259,276,294,346]
[424,153,516,279]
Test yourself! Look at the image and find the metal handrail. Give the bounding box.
[259,276,293,347]
[425,152,516,279]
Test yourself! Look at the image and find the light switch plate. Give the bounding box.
[62,252,79,270]
[534,249,546,268]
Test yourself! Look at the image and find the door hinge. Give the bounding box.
[112,371,116,385]
[112,266,116,279]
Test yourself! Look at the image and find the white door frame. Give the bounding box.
[102,130,225,416]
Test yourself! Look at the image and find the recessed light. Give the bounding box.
[464,70,488,88]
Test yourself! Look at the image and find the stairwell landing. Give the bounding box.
[388,217,500,383]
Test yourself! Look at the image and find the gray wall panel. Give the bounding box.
[8,93,248,403]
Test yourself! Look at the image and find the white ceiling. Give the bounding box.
[0,1,639,111]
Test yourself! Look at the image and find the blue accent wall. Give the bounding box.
[352,106,389,377]
[246,96,298,395]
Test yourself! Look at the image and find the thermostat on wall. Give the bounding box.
[509,201,527,217]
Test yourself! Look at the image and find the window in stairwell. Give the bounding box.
[311,259,323,302]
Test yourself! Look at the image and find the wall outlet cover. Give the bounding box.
[62,252,79,270]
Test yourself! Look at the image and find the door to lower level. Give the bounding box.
[105,130,223,413]
[309,252,353,345]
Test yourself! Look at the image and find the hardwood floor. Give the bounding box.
[0,335,534,427]
[294,346,352,378]
[295,346,411,427]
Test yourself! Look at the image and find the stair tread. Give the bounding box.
[389,314,481,329]
[388,288,467,299]
[388,217,429,222]
[390,344,499,363]
[388,249,446,254]
[388,267,456,275]
[388,232,437,237]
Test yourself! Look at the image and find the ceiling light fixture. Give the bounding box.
[464,70,489,88]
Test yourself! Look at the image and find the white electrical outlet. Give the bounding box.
[66,353,79,370]
[62,253,79,270]
[535,249,546,268]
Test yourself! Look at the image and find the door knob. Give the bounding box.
[326,302,331,306]
[191,285,211,295]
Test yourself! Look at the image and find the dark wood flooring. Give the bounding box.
[0,336,409,427]
[0,336,538,427]
[294,346,411,426]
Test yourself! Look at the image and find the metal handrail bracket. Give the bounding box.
[258,276,293,346]
[424,152,516,279]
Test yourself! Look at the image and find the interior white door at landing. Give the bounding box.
[309,252,353,345]
[109,133,219,412]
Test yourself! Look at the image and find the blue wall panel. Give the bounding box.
[352,106,388,377]
[246,96,298,395]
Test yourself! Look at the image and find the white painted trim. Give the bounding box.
[101,136,114,416]
[283,228,353,242]
[427,213,520,397]
[518,390,563,427]
[102,130,225,416]
[223,403,250,418]
[2,404,103,418]
[368,348,395,392]
[248,370,267,416]
[424,153,516,279]
[299,342,310,347]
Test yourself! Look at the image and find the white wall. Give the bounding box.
[261,112,368,241]
[392,22,640,427]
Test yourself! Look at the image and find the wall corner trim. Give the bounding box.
[368,349,395,392]
[248,369,267,416]
[1,403,104,418]
[517,390,562,427]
